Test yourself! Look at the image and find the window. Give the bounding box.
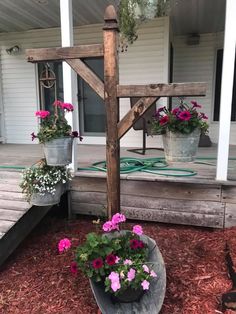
[38,62,63,112]
[213,49,236,121]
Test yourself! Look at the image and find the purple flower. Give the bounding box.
[154,106,165,118]
[200,112,208,120]
[106,254,117,266]
[92,257,103,269]
[127,268,136,281]
[141,280,150,290]
[191,100,202,108]
[31,132,37,141]
[132,225,143,235]
[130,239,140,250]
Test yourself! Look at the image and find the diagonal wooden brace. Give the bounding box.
[118,97,159,139]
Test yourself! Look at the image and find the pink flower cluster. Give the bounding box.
[54,100,74,112]
[132,225,143,235]
[35,110,50,119]
[58,238,71,253]
[102,213,126,232]
[108,272,121,292]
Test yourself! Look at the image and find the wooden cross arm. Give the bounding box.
[117,83,207,98]
[26,44,104,62]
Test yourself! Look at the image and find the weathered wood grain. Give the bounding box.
[225,203,236,228]
[118,97,159,139]
[70,177,221,202]
[66,59,104,100]
[222,186,236,204]
[71,191,224,215]
[103,6,120,218]
[0,209,25,221]
[0,200,29,211]
[0,183,21,192]
[0,191,25,201]
[71,202,106,217]
[26,44,104,62]
[117,83,207,98]
[123,207,223,228]
[0,220,15,233]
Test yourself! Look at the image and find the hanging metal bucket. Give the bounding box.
[162,128,201,162]
[30,183,64,206]
[43,137,73,166]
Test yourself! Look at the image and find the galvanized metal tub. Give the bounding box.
[43,137,73,166]
[162,128,201,162]
[30,183,64,206]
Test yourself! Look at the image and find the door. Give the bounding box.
[78,58,106,137]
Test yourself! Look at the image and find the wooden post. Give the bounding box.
[103,5,120,219]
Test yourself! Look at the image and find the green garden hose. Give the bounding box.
[78,157,198,177]
[0,165,26,170]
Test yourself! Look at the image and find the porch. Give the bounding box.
[0,143,236,231]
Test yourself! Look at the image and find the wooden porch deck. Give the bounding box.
[0,143,236,266]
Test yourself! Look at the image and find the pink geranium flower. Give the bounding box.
[132,225,143,235]
[111,213,126,224]
[141,280,150,290]
[102,221,113,232]
[127,268,136,281]
[142,264,149,273]
[58,238,71,253]
[150,270,157,277]
[62,103,74,112]
[35,110,50,119]
[124,259,133,265]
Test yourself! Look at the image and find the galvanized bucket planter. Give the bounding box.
[162,128,201,162]
[43,137,73,166]
[30,183,64,206]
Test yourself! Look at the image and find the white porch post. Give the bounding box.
[216,0,236,181]
[60,0,78,172]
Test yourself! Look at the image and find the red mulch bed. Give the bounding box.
[0,215,236,314]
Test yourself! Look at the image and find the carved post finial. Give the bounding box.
[103,5,119,30]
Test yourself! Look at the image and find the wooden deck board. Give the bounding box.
[0,209,26,222]
[0,220,15,233]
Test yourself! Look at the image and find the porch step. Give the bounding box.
[0,169,53,267]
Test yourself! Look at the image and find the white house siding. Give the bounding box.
[172,32,236,145]
[0,17,169,146]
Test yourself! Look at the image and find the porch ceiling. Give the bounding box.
[0,0,116,33]
[170,0,226,35]
[0,0,226,35]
